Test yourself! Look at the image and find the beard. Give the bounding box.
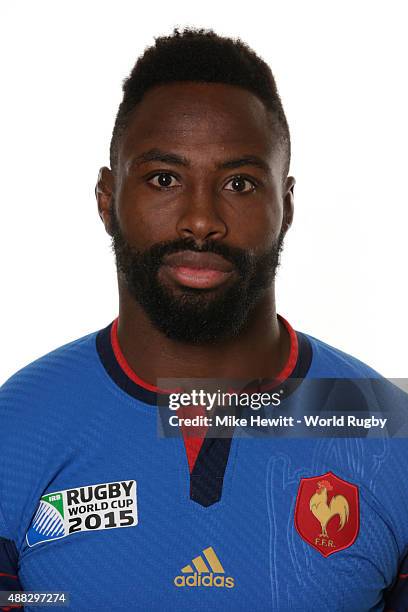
[110,205,284,344]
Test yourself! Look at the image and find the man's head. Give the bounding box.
[96,28,295,344]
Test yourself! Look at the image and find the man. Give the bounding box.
[1,28,407,611]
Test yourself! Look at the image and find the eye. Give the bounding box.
[148,173,181,189]
[224,175,256,193]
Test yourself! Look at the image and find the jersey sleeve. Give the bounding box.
[0,502,22,610]
[0,381,22,603]
[384,551,408,612]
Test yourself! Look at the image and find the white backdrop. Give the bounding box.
[1,0,407,383]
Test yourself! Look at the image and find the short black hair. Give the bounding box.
[110,28,290,177]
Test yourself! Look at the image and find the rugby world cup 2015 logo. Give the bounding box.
[26,480,138,547]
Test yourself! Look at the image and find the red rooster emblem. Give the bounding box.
[309,479,349,537]
[295,471,359,557]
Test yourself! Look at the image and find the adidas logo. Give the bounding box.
[174,546,235,588]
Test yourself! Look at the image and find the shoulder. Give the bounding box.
[0,329,104,547]
[1,329,99,390]
[300,330,408,437]
[0,329,103,422]
[0,329,105,542]
[301,332,382,378]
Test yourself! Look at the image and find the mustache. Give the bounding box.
[113,232,254,278]
[147,238,251,271]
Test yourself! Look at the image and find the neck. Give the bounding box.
[116,283,290,386]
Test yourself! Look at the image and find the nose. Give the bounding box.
[176,188,227,243]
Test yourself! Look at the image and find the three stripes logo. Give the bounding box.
[174,546,235,588]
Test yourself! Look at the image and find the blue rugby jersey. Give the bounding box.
[1,317,408,611]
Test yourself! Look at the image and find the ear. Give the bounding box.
[95,166,114,236]
[282,176,295,233]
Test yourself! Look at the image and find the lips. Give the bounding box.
[161,251,235,289]
[164,251,233,272]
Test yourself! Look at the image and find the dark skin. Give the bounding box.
[96,82,295,383]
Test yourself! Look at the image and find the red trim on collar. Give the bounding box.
[111,314,298,392]
[268,314,298,384]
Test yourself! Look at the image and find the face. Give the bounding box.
[97,82,294,344]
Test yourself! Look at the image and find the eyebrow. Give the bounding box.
[131,148,189,167]
[130,148,270,173]
[217,155,270,173]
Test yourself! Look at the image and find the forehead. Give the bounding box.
[118,82,279,168]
